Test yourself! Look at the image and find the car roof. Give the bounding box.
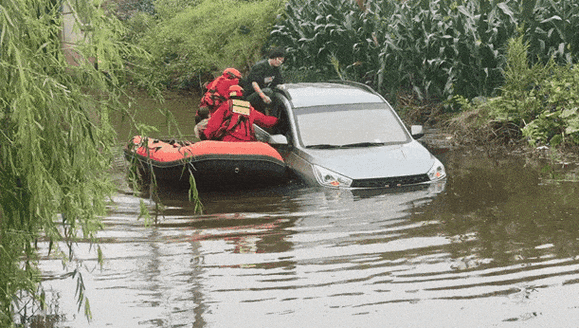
[282,82,384,108]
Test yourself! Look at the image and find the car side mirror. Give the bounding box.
[411,125,424,139]
[269,134,288,145]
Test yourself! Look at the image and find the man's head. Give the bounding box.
[267,47,285,67]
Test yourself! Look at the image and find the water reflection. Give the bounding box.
[111,90,199,142]
[421,151,579,267]
[33,149,579,327]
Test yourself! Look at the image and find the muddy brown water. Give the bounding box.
[32,91,579,327]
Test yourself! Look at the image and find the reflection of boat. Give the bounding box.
[125,136,287,189]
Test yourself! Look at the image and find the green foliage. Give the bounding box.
[270,0,377,82]
[450,35,579,148]
[0,0,156,325]
[270,0,579,102]
[132,0,285,89]
[523,0,579,64]
[122,11,157,43]
[154,0,202,20]
[189,174,204,214]
[486,35,553,124]
[521,64,579,147]
[113,0,156,19]
[488,35,579,147]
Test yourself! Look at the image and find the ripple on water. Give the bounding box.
[34,162,579,327]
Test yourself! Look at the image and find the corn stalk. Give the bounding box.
[270,0,579,102]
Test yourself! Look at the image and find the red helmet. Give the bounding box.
[228,85,243,97]
[223,68,241,80]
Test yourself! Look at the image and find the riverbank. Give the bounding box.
[418,113,579,184]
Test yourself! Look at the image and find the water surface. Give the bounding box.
[33,92,579,327]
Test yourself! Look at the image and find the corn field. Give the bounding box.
[270,0,579,102]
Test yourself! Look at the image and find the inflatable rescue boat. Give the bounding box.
[125,136,287,189]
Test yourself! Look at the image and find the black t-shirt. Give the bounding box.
[243,59,283,97]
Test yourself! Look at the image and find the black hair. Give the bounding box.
[267,46,286,59]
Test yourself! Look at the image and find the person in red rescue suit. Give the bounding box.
[202,85,278,142]
[195,67,242,124]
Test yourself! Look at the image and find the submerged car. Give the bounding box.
[255,81,446,189]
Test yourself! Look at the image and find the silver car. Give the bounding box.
[255,81,446,189]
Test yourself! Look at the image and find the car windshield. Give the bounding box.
[295,103,411,148]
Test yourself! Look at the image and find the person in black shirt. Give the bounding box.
[244,47,285,114]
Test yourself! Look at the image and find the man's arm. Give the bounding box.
[252,81,272,104]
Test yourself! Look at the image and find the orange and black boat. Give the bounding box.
[125,136,287,189]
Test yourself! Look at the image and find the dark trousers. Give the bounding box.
[246,88,275,115]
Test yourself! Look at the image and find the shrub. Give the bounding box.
[135,0,285,89]
[522,64,579,147]
[449,35,579,148]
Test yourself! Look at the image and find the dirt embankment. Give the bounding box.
[402,101,579,169]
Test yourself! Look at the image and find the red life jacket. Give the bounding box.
[199,76,239,112]
[215,99,254,141]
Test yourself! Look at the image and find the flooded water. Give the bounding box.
[32,92,579,327]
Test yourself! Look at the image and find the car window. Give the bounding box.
[294,103,410,147]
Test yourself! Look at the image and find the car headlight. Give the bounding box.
[313,165,353,188]
[427,158,446,181]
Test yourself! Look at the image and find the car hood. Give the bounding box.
[304,141,435,179]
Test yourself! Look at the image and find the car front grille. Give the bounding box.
[351,174,430,188]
